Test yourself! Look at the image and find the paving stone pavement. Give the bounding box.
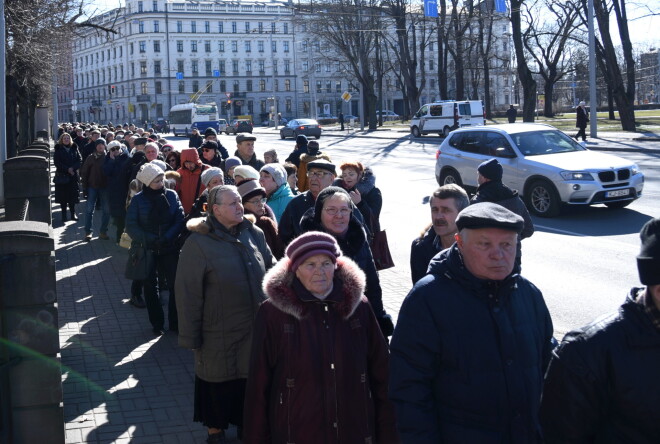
[55,202,411,444]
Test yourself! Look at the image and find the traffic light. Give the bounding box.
[226,100,231,110]
[110,85,116,95]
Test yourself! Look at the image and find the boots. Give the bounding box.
[70,205,78,221]
[129,294,146,308]
[61,204,68,223]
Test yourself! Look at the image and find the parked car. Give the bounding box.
[376,110,400,121]
[435,123,644,217]
[152,119,170,133]
[411,100,485,137]
[279,119,322,139]
[225,119,253,135]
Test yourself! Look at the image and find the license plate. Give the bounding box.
[606,189,630,198]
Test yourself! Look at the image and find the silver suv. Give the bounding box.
[435,123,644,217]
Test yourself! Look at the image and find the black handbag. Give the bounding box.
[370,229,395,271]
[124,243,154,281]
[53,173,70,185]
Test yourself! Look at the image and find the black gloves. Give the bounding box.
[378,313,395,338]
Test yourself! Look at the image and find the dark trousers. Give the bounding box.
[575,126,587,141]
[113,215,126,243]
[143,251,179,331]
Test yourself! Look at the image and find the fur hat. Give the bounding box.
[237,178,267,203]
[260,164,287,188]
[637,218,660,286]
[285,231,342,272]
[201,167,224,188]
[136,163,164,186]
[478,158,503,182]
[456,202,523,233]
[233,165,260,183]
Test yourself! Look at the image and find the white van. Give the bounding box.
[410,100,485,137]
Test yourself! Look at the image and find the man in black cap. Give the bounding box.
[540,217,660,443]
[202,127,229,160]
[472,158,534,271]
[390,202,554,442]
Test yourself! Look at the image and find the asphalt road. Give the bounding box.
[165,129,659,337]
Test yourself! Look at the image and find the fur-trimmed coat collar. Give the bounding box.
[263,256,366,320]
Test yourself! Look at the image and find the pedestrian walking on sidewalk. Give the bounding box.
[80,138,110,241]
[575,101,589,141]
[243,231,398,444]
[126,163,184,336]
[54,132,82,223]
[175,185,274,444]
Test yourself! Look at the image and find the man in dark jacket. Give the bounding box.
[574,101,588,141]
[390,203,554,443]
[539,217,660,443]
[234,133,264,170]
[202,127,229,160]
[81,129,101,164]
[472,158,534,272]
[506,105,517,123]
[410,184,469,284]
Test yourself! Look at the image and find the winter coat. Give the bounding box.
[334,167,383,233]
[234,149,265,170]
[300,210,386,320]
[506,107,517,123]
[539,288,660,444]
[199,149,224,168]
[188,133,204,148]
[297,152,331,192]
[266,183,295,224]
[53,143,82,205]
[284,143,308,168]
[81,140,97,164]
[576,106,588,129]
[102,152,130,218]
[80,151,107,191]
[389,244,554,443]
[471,181,534,240]
[245,213,284,260]
[410,225,443,285]
[125,186,184,253]
[175,216,274,383]
[176,148,209,214]
[278,191,316,246]
[243,256,398,444]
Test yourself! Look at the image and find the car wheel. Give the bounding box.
[315,135,321,139]
[525,180,561,217]
[280,132,286,139]
[439,169,463,187]
[605,200,633,209]
[411,126,422,138]
[442,126,451,138]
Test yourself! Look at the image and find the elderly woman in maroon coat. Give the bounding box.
[243,231,399,444]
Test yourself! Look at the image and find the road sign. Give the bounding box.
[71,99,77,105]
[423,0,438,17]
[71,105,77,112]
[341,91,352,102]
[225,92,232,98]
[176,72,184,80]
[213,70,220,77]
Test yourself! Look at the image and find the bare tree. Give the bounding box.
[511,0,538,121]
[446,0,476,100]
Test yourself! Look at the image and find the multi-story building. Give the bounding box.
[639,49,659,104]
[71,0,513,125]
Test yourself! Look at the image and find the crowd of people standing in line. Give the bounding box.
[54,122,659,444]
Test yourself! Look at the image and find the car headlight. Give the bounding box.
[631,164,640,175]
[560,171,594,181]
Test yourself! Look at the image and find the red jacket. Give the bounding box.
[244,256,399,444]
[176,148,208,214]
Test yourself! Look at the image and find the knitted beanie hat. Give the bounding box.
[637,217,660,286]
[285,231,342,272]
[136,163,164,186]
[477,158,503,182]
[260,163,287,188]
[201,167,224,188]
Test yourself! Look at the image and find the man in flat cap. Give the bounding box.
[390,202,554,443]
[540,217,660,443]
[234,133,264,170]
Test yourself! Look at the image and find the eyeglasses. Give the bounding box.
[162,147,172,153]
[109,147,120,152]
[323,207,351,217]
[246,197,267,205]
[307,171,332,178]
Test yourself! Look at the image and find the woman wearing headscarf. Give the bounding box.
[335,161,383,234]
[237,179,284,259]
[300,186,394,339]
[53,132,82,223]
[126,163,185,335]
[243,231,398,444]
[176,185,274,444]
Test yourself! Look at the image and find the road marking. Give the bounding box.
[534,223,639,252]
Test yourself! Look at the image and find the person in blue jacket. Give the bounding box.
[390,202,554,443]
[126,163,185,336]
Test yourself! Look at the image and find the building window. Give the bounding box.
[285,79,291,92]
[326,62,331,72]
[246,79,253,91]
[220,80,226,91]
[205,41,211,52]
[141,82,148,94]
[286,99,292,113]
[246,60,252,73]
[177,60,184,73]
[191,41,198,52]
[301,40,307,52]
[232,22,237,33]
[283,23,288,34]
[154,61,161,74]
[275,79,279,92]
[154,41,160,52]
[258,60,265,73]
[284,60,290,73]
[430,78,436,89]
[205,21,210,33]
[232,60,239,74]
[272,41,277,53]
[316,81,322,93]
[233,80,240,92]
[206,60,212,76]
[192,80,199,93]
[191,60,199,76]
[258,41,264,52]
[138,21,145,33]
[245,41,251,52]
[153,0,158,11]
[258,22,263,33]
[218,41,225,52]
[273,60,278,74]
[130,42,134,54]
[247,101,253,114]
[177,41,183,52]
[271,22,276,33]
[429,60,435,70]
[218,22,224,33]
[245,22,250,33]
[130,62,135,77]
[140,61,147,76]
[154,21,159,32]
[303,101,310,114]
[302,61,308,72]
[335,81,341,92]
[326,81,331,93]
[303,80,309,93]
[219,60,225,74]
[155,81,162,94]
[283,41,289,53]
[259,79,266,91]
[191,21,197,33]
[315,62,321,72]
[231,41,238,52]
[206,81,213,93]
[177,21,182,32]
[138,1,143,12]
[139,41,146,53]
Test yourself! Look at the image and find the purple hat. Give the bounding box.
[285,231,342,272]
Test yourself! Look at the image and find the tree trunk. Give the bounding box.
[511,0,537,122]
[607,84,615,119]
[544,81,554,117]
